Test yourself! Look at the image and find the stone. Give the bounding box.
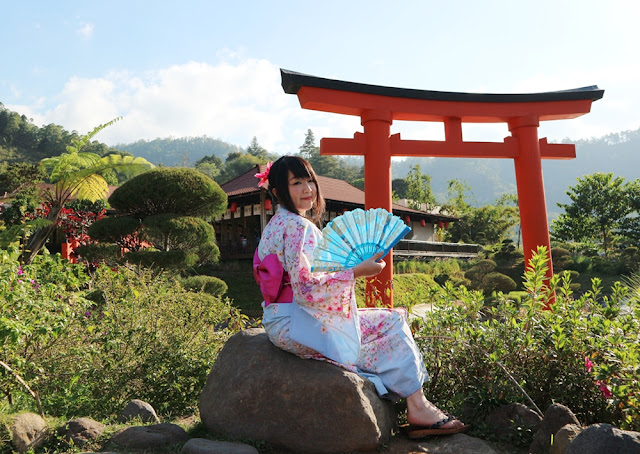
[109,423,188,449]
[117,398,160,423]
[484,403,542,441]
[385,433,499,454]
[566,423,640,454]
[10,412,48,453]
[59,417,105,446]
[530,404,581,454]
[199,328,396,453]
[550,424,582,454]
[181,438,260,454]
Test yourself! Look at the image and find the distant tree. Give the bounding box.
[550,172,640,255]
[405,164,435,210]
[218,152,265,183]
[299,129,317,159]
[246,136,270,159]
[443,182,519,245]
[22,118,153,263]
[392,178,409,200]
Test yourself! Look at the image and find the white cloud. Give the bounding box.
[8,59,640,160]
[77,23,94,39]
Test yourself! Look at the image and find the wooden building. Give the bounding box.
[214,164,479,260]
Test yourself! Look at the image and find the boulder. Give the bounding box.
[530,404,581,454]
[58,417,105,447]
[199,328,396,453]
[10,412,48,453]
[117,398,160,423]
[550,424,582,454]
[484,403,542,440]
[566,423,640,454]
[109,423,187,449]
[181,438,260,454]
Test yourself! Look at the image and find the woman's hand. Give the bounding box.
[353,251,386,278]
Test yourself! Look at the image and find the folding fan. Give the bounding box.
[311,208,411,272]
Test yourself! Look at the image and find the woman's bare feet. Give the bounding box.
[406,389,467,430]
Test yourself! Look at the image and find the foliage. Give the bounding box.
[411,246,639,445]
[22,118,153,263]
[0,256,244,418]
[0,162,46,194]
[180,275,228,296]
[551,173,640,255]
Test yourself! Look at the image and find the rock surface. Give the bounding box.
[385,433,499,454]
[199,328,396,453]
[117,398,160,423]
[530,403,581,454]
[180,438,260,454]
[550,423,582,454]
[566,423,640,454]
[109,423,187,449]
[10,412,48,453]
[60,417,105,446]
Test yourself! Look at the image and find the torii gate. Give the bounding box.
[281,69,604,307]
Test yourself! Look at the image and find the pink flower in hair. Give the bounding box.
[255,162,272,188]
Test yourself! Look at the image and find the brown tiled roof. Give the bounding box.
[221,165,454,219]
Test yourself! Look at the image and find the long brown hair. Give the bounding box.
[268,156,325,225]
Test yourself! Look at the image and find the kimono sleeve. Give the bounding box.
[283,215,356,313]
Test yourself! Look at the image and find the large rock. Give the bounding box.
[530,404,581,454]
[199,328,396,453]
[566,423,640,454]
[10,412,48,453]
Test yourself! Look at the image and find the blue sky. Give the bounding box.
[2,0,639,155]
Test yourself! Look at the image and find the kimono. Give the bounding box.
[255,206,428,399]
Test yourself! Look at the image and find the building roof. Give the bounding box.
[221,164,456,220]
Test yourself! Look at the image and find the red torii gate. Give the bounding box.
[281,69,604,307]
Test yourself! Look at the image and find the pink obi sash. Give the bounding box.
[253,249,293,306]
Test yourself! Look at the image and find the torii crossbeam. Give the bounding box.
[281,69,604,307]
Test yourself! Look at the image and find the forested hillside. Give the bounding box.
[391,127,640,216]
[116,136,243,167]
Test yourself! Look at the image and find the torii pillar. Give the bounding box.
[281,69,603,307]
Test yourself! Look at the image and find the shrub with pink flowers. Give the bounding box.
[411,246,639,445]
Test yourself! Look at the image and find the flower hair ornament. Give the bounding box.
[255,162,272,188]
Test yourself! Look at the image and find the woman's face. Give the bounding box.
[287,170,316,215]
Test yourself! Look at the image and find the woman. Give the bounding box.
[253,156,468,437]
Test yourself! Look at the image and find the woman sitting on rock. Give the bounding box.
[253,156,469,437]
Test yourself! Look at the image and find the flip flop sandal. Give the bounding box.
[401,412,471,438]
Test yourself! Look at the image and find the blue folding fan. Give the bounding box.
[311,208,411,272]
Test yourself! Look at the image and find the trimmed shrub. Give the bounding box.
[180,275,228,296]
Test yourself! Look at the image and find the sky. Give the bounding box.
[2,0,639,156]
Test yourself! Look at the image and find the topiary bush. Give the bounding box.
[180,275,228,296]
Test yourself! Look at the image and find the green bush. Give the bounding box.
[87,215,140,242]
[180,275,228,296]
[1,256,244,419]
[483,271,517,294]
